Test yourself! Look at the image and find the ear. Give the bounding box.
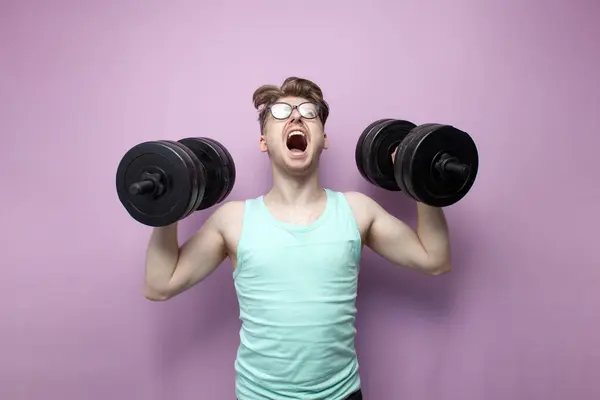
[323,132,329,150]
[259,135,268,152]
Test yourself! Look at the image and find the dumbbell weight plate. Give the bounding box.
[199,137,236,204]
[355,119,393,185]
[362,119,417,191]
[394,123,438,198]
[178,137,236,210]
[160,140,206,218]
[396,124,479,207]
[116,141,197,227]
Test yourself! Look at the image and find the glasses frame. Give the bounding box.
[267,101,321,120]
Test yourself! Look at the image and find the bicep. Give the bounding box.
[365,200,430,271]
[169,209,228,294]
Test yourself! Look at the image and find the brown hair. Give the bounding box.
[252,76,330,134]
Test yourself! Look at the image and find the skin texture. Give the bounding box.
[143,96,451,301]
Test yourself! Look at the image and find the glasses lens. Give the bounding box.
[270,103,292,119]
[299,103,318,119]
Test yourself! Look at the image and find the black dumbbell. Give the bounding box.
[355,119,479,207]
[116,137,236,226]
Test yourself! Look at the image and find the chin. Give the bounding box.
[281,149,318,173]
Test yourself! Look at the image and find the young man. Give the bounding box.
[144,77,452,400]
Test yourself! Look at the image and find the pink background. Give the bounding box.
[2,1,599,399]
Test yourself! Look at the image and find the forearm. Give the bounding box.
[145,223,180,295]
[416,203,451,270]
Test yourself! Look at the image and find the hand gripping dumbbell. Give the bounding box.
[355,119,479,207]
[116,137,236,227]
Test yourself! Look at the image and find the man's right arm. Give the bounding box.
[143,203,231,301]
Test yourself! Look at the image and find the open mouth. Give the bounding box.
[286,130,308,153]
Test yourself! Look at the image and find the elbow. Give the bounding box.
[143,285,173,301]
[426,261,452,276]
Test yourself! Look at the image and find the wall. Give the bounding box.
[2,1,599,399]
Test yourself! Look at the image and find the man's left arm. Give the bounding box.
[347,192,452,276]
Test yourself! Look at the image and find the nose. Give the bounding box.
[289,107,301,121]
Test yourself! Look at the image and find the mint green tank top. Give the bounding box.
[233,189,362,400]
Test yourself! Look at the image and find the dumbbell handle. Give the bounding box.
[435,153,470,179]
[129,180,155,195]
[129,172,164,196]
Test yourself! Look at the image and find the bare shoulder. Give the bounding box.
[342,191,381,216]
[207,200,245,262]
[343,190,406,224]
[341,191,379,239]
[209,200,245,232]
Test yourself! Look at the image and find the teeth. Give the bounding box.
[287,130,305,138]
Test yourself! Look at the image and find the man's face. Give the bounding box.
[259,96,328,174]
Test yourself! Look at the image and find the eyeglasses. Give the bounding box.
[268,102,320,120]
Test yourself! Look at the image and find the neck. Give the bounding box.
[266,165,324,205]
